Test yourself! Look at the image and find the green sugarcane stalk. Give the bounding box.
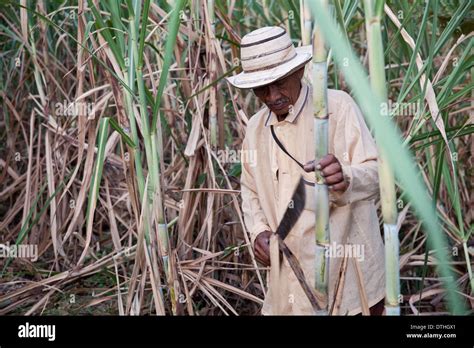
[149,0,186,313]
[310,0,330,315]
[363,0,400,315]
[129,0,175,313]
[123,36,145,201]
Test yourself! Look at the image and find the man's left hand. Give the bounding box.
[303,154,348,192]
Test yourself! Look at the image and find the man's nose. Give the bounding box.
[266,84,281,103]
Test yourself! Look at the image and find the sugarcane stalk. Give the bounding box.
[363,0,400,315]
[300,0,312,84]
[310,0,330,315]
[207,0,218,149]
[120,1,146,202]
[129,0,174,313]
[301,0,312,46]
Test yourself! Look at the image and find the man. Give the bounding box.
[226,26,385,315]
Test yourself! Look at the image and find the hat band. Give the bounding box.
[241,42,293,61]
[244,52,297,73]
[240,29,286,48]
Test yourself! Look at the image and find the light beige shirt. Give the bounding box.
[241,81,385,315]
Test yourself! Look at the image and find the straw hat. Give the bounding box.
[226,26,312,89]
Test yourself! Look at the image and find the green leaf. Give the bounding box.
[109,118,137,148]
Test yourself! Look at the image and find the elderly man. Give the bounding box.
[226,26,385,315]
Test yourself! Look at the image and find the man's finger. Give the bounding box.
[329,181,348,192]
[259,239,271,264]
[258,232,270,246]
[260,238,270,254]
[303,160,315,172]
[255,251,265,264]
[254,247,265,264]
[255,242,264,258]
[255,246,269,266]
[259,250,270,266]
[325,172,344,185]
[255,240,270,265]
[317,154,336,169]
[321,162,341,177]
[254,231,272,266]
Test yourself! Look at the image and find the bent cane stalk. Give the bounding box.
[363,0,400,316]
[311,0,329,314]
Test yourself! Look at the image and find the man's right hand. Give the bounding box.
[254,230,272,266]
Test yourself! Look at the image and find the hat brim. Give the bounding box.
[225,45,312,89]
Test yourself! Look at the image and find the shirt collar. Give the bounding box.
[264,82,310,127]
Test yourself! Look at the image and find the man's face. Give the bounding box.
[252,67,304,117]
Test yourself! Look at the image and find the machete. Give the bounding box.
[275,176,306,240]
[273,175,323,312]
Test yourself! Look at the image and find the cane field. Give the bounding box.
[0,0,472,315]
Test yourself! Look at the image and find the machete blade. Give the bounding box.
[275,176,306,240]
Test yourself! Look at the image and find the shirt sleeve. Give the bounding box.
[329,93,380,207]
[240,133,271,247]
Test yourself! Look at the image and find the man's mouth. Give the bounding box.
[270,99,289,111]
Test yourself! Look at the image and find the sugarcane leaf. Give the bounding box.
[151,0,187,133]
[108,117,137,148]
[229,163,242,177]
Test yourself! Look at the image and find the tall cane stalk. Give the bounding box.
[207,0,218,149]
[129,0,174,313]
[310,0,330,315]
[301,0,312,46]
[363,0,400,315]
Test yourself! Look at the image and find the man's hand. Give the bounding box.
[254,230,272,266]
[303,154,348,192]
